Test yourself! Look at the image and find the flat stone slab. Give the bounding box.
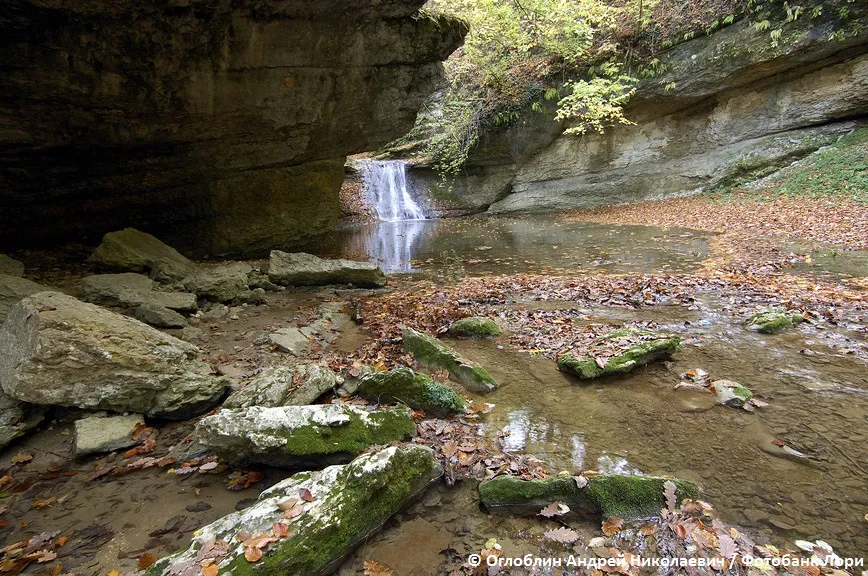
[265,251,387,287]
[479,473,700,520]
[0,291,227,419]
[80,273,197,312]
[269,327,312,356]
[74,414,144,457]
[358,368,467,416]
[223,364,338,409]
[558,328,679,380]
[145,445,442,576]
[401,326,497,393]
[195,404,417,468]
[89,227,196,282]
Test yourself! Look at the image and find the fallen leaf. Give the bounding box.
[108,570,121,576]
[538,501,570,518]
[202,563,219,576]
[11,452,33,465]
[244,546,262,563]
[138,553,156,569]
[602,517,624,536]
[56,536,68,547]
[298,488,313,502]
[544,526,580,544]
[640,524,658,536]
[663,480,677,512]
[363,559,394,575]
[31,497,57,509]
[272,522,289,538]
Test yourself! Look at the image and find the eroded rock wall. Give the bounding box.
[0,1,465,255]
[418,4,867,214]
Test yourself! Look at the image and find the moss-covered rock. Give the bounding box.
[358,368,467,415]
[557,328,680,380]
[146,445,442,576]
[195,404,416,468]
[711,379,753,408]
[479,473,699,520]
[401,326,498,393]
[745,307,805,334]
[450,317,502,338]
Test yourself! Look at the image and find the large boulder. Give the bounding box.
[223,364,338,409]
[134,303,187,329]
[145,445,442,576]
[0,274,48,323]
[479,473,700,520]
[0,292,228,419]
[89,228,196,282]
[0,255,24,278]
[0,391,45,450]
[358,368,467,416]
[79,273,198,312]
[182,262,254,303]
[401,326,497,393]
[265,251,387,288]
[557,328,679,380]
[195,404,416,468]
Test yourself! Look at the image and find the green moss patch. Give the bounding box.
[402,326,498,393]
[358,368,467,415]
[557,328,679,380]
[450,317,502,338]
[479,473,699,520]
[744,306,805,334]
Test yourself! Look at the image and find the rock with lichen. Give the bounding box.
[223,364,338,409]
[195,404,417,468]
[557,328,679,380]
[358,368,467,415]
[449,317,502,338]
[744,306,805,334]
[479,473,699,520]
[145,445,442,576]
[401,326,497,393]
[711,379,753,407]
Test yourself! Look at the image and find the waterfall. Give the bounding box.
[361,160,426,221]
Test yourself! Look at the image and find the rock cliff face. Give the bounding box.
[0,1,465,256]
[415,4,867,213]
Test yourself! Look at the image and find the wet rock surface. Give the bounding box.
[223,364,338,409]
[358,368,468,416]
[195,404,417,468]
[450,316,502,338]
[266,251,387,288]
[0,292,227,419]
[146,445,442,576]
[745,306,806,334]
[402,326,498,393]
[557,328,680,379]
[74,414,145,458]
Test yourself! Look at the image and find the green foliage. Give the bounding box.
[556,72,638,136]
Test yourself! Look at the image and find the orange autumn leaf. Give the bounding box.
[601,517,624,536]
[138,553,157,569]
[363,559,394,575]
[244,546,263,563]
[202,563,219,576]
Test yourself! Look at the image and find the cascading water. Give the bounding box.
[361,160,426,221]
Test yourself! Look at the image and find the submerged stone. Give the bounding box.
[479,473,699,520]
[745,306,805,334]
[0,292,227,419]
[450,316,502,338]
[358,368,467,415]
[74,414,144,457]
[223,364,338,409]
[711,379,753,408]
[89,228,196,282]
[557,328,680,380]
[265,251,387,288]
[145,445,442,576]
[195,404,417,468]
[401,326,497,393]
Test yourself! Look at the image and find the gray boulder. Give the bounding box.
[89,228,196,282]
[182,262,253,303]
[145,445,442,576]
[265,251,387,287]
[0,391,45,449]
[269,327,312,356]
[223,364,338,409]
[195,404,416,467]
[0,292,228,419]
[402,326,498,393]
[135,303,187,328]
[0,255,24,277]
[80,273,197,312]
[74,414,145,457]
[0,274,48,323]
